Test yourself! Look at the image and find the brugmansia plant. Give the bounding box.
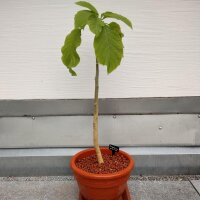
[61,1,132,164]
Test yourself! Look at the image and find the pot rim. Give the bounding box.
[70,147,135,180]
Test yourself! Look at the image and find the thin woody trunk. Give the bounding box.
[93,58,104,164]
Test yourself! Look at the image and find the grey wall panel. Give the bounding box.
[0,114,199,148]
[1,97,200,117]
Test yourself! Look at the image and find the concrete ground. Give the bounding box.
[0,176,200,200]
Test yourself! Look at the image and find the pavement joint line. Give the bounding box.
[187,178,200,197]
[0,175,200,182]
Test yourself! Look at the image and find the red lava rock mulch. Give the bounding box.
[76,153,130,174]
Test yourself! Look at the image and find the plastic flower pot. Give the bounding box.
[70,147,135,200]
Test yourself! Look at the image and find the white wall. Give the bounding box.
[0,0,200,99]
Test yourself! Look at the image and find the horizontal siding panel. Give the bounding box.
[0,0,200,99]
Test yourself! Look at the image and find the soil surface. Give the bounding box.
[76,153,130,174]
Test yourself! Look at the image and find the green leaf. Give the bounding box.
[94,25,123,73]
[88,15,105,36]
[109,22,124,37]
[75,1,98,14]
[74,10,93,29]
[61,29,81,76]
[101,11,132,29]
[69,68,77,76]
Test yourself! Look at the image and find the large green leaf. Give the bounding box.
[74,10,93,29]
[109,22,124,37]
[101,11,132,29]
[61,29,81,76]
[94,25,123,73]
[88,15,105,36]
[75,1,98,14]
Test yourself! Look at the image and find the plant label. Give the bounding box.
[109,144,119,156]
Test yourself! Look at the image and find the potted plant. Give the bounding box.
[61,1,134,199]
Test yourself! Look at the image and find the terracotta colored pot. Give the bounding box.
[70,147,135,200]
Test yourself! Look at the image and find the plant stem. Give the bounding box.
[93,58,104,164]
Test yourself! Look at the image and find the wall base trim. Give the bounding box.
[0,147,199,177]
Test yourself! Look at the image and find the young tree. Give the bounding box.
[61,1,132,164]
